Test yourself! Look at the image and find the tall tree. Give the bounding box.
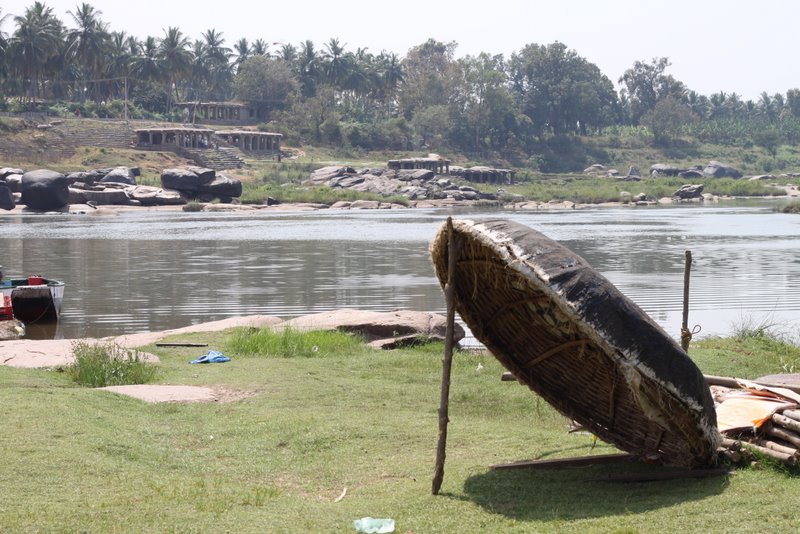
[232,37,250,73]
[66,3,109,101]
[157,26,192,110]
[398,39,461,120]
[619,57,685,124]
[509,42,618,137]
[233,55,298,120]
[9,2,63,105]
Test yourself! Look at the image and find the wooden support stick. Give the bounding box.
[680,250,692,352]
[772,413,800,434]
[432,218,459,496]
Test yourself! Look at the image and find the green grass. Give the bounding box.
[780,199,800,213]
[1,328,799,532]
[66,340,158,387]
[226,327,370,358]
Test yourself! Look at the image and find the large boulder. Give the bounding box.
[0,167,24,180]
[0,181,15,210]
[127,185,186,205]
[3,174,22,193]
[21,169,69,210]
[197,174,242,198]
[161,168,202,191]
[99,166,137,185]
[303,166,356,186]
[673,184,705,199]
[397,169,435,182]
[703,161,742,178]
[184,166,216,183]
[280,309,464,349]
[650,163,682,177]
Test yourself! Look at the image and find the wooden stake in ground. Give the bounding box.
[433,217,459,495]
[681,250,693,352]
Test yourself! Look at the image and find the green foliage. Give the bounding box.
[780,200,800,213]
[67,341,157,387]
[226,327,368,358]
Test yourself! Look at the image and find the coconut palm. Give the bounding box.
[323,37,349,88]
[131,35,160,83]
[157,26,192,110]
[9,1,64,105]
[297,39,319,97]
[278,43,297,63]
[65,2,109,101]
[251,38,269,57]
[232,37,250,73]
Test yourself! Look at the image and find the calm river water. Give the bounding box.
[2,200,800,342]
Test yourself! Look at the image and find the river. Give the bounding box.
[2,200,800,343]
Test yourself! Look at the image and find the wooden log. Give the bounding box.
[752,437,798,456]
[491,453,636,470]
[723,437,796,465]
[432,218,459,496]
[772,413,800,434]
[781,409,800,422]
[765,425,800,448]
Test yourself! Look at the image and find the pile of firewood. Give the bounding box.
[719,408,800,466]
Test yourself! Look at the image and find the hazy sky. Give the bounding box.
[2,0,796,100]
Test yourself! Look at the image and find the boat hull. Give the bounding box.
[1,278,65,324]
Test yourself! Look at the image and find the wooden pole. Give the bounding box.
[680,250,692,352]
[432,217,458,495]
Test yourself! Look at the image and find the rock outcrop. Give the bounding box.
[21,169,70,210]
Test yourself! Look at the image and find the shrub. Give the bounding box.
[67,341,157,387]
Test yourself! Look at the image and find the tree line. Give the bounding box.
[2,2,799,170]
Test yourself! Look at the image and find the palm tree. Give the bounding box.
[0,9,11,91]
[9,2,63,106]
[131,35,160,83]
[323,37,348,88]
[199,29,231,100]
[232,37,250,73]
[104,31,133,100]
[251,38,269,57]
[298,39,319,97]
[66,3,109,102]
[278,43,297,63]
[157,26,192,111]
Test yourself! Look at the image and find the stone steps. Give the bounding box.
[179,147,244,171]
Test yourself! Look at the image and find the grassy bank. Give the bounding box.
[1,326,798,532]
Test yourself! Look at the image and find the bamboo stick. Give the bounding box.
[772,413,800,434]
[432,218,459,496]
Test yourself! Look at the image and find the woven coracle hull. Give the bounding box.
[430,219,719,468]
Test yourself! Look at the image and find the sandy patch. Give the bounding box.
[98,384,250,403]
[0,315,282,368]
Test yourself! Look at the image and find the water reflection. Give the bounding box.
[2,202,799,341]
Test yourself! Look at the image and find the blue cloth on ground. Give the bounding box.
[190,350,231,364]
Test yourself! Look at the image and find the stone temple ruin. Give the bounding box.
[135,127,281,155]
